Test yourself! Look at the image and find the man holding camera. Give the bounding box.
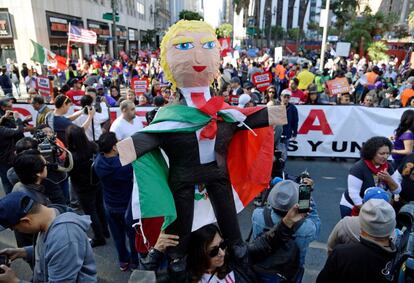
[74,93,109,142]
[252,178,321,268]
[0,192,97,283]
[0,98,25,194]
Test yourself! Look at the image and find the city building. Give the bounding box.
[0,0,155,65]
[169,0,203,24]
[153,0,171,46]
[233,0,323,45]
[359,0,414,25]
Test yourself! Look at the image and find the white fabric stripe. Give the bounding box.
[195,128,216,164]
[192,186,244,231]
[131,174,141,220]
[180,86,211,108]
[219,109,247,123]
[141,121,204,132]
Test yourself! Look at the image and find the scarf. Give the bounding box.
[364,159,388,175]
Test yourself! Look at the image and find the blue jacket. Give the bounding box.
[22,212,97,283]
[282,103,298,139]
[93,153,133,212]
[252,198,321,266]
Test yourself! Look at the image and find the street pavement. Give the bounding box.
[0,158,354,282]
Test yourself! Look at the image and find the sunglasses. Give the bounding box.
[64,96,71,104]
[268,91,275,94]
[208,240,227,258]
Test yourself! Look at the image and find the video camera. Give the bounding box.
[33,130,73,174]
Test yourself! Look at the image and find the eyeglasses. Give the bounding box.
[208,240,227,258]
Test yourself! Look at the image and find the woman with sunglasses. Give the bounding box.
[265,86,278,106]
[141,204,306,282]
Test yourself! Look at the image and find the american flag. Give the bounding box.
[68,25,97,44]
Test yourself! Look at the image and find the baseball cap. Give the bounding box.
[359,199,396,238]
[0,192,35,231]
[281,89,292,96]
[268,180,299,212]
[230,77,241,84]
[363,187,390,203]
[0,97,10,107]
[243,82,254,89]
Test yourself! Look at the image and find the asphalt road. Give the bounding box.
[0,158,354,283]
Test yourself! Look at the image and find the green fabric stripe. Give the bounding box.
[217,111,237,123]
[30,40,46,65]
[141,124,204,133]
[132,150,176,230]
[152,105,211,124]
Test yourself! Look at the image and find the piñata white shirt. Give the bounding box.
[199,271,235,283]
[110,116,143,140]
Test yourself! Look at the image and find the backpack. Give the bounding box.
[252,206,302,282]
[382,202,414,283]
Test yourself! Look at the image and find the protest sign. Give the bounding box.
[252,72,273,92]
[36,76,52,98]
[325,77,350,97]
[131,77,148,96]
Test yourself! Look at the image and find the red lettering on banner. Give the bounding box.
[298,109,333,135]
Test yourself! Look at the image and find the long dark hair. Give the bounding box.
[65,125,96,159]
[395,110,414,138]
[187,224,229,282]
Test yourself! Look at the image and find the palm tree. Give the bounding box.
[234,0,250,14]
[408,10,414,29]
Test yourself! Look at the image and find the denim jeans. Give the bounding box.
[75,185,108,241]
[340,205,352,219]
[0,163,13,194]
[105,209,139,265]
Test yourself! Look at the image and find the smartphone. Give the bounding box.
[83,107,89,115]
[0,255,9,274]
[298,184,311,213]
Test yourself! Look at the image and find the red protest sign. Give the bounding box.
[252,72,273,92]
[131,78,148,96]
[36,76,52,97]
[325,77,350,97]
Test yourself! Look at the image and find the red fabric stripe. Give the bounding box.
[227,127,274,206]
[190,92,206,108]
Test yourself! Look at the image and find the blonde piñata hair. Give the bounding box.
[160,20,217,90]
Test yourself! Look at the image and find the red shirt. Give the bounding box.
[290,89,306,104]
[65,89,85,106]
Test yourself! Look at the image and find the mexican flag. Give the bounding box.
[30,40,67,70]
[129,104,274,231]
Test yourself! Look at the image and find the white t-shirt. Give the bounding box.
[110,116,143,140]
[73,102,109,142]
[199,271,235,283]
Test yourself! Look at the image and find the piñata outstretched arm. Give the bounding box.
[117,132,161,166]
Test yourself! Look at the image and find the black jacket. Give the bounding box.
[317,237,396,283]
[141,221,295,283]
[0,118,24,164]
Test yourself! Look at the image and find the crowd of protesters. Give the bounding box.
[1,46,414,283]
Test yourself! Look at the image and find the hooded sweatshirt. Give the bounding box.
[327,216,360,253]
[22,212,97,283]
[93,153,133,212]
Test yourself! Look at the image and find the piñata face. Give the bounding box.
[166,30,220,88]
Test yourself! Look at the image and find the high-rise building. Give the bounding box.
[169,0,203,24]
[0,0,155,65]
[359,0,414,25]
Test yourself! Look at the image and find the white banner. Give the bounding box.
[12,103,153,128]
[289,105,405,158]
[13,104,405,158]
